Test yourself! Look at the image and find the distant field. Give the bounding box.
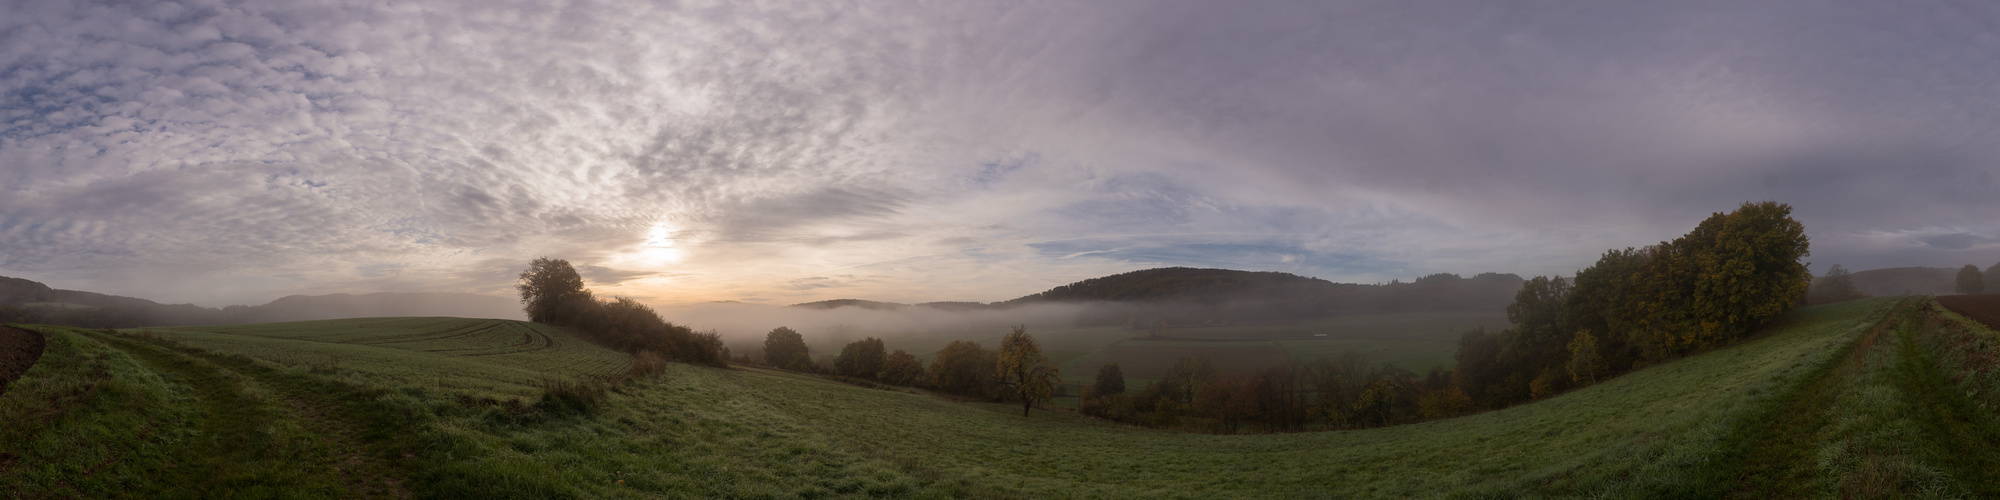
[12,298,1982,497]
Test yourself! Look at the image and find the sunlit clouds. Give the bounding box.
[3,0,1998,307]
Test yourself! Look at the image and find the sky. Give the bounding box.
[3,0,1999,308]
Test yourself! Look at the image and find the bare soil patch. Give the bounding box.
[0,326,46,396]
[1935,294,2000,330]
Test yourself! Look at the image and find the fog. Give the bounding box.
[661,302,1098,350]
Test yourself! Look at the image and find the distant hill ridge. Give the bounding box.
[0,275,521,328]
[793,267,1528,324]
[1833,266,1959,296]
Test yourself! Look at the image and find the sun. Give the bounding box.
[628,223,684,265]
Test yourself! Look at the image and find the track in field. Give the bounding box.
[148,317,633,377]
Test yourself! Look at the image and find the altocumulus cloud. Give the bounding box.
[2,0,1998,307]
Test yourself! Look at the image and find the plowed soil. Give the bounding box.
[1936,294,2000,330]
[0,326,46,396]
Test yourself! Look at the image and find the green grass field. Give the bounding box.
[9,297,1999,497]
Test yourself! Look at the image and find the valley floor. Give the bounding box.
[3,297,1998,498]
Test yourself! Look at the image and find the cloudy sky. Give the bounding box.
[4,0,1999,308]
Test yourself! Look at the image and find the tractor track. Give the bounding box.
[80,330,412,498]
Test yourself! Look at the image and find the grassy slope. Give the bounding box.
[146,317,630,398]
[0,327,407,498]
[2,298,1942,498]
[724,298,1896,498]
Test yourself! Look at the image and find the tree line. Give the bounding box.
[755,325,1062,417]
[1451,201,1813,409]
[1072,355,1471,433]
[516,257,727,366]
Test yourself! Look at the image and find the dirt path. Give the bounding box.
[0,326,46,396]
[83,331,411,498]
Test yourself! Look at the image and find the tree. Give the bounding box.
[995,326,1061,417]
[1566,329,1601,385]
[1505,276,1572,378]
[1247,364,1306,431]
[1161,356,1219,404]
[834,337,887,379]
[929,340,997,398]
[1091,363,1127,398]
[1985,262,2000,294]
[1416,386,1473,420]
[1808,264,1868,305]
[1686,201,1812,347]
[763,327,812,371]
[517,257,592,324]
[1957,264,1986,295]
[881,349,924,386]
[1192,377,1249,433]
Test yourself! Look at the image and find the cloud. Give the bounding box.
[2,0,1998,307]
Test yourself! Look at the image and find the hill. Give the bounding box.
[793,268,1525,326]
[1838,266,1958,296]
[220,292,524,323]
[13,296,1994,497]
[0,275,522,327]
[1013,267,1523,325]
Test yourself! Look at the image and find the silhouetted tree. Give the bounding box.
[1957,264,1986,295]
[834,337,887,379]
[1091,363,1127,397]
[995,326,1061,417]
[763,327,812,371]
[517,257,592,324]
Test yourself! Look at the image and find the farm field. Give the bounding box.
[10,297,1991,497]
[1937,293,2000,330]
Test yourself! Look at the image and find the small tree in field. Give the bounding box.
[1958,264,1986,295]
[763,327,812,371]
[1091,363,1126,398]
[517,257,592,325]
[995,326,1061,417]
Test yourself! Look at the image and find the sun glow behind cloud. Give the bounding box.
[2,0,1998,307]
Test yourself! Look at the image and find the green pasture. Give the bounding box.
[12,297,1996,497]
[143,317,630,398]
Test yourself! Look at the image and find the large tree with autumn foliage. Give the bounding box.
[995,326,1061,417]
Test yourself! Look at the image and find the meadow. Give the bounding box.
[7,297,1977,497]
